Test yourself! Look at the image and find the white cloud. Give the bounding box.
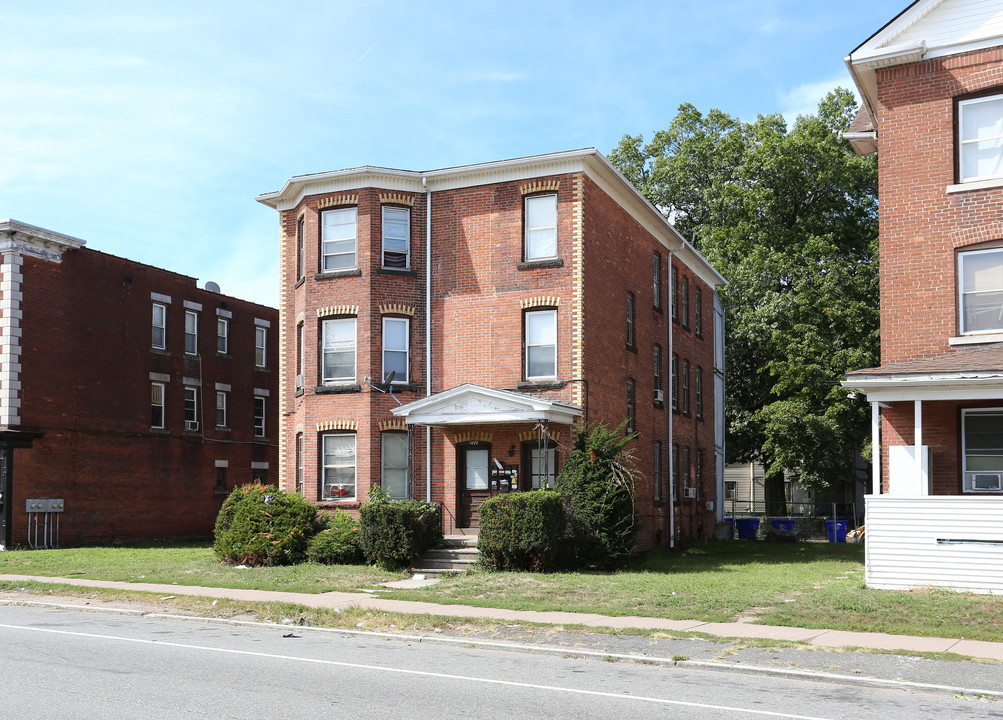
[777,76,860,125]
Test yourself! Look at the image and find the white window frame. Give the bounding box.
[524,193,558,261]
[321,207,357,271]
[321,317,357,384]
[382,317,409,385]
[152,303,167,350]
[381,432,409,499]
[959,94,1003,184]
[524,309,557,380]
[962,408,1003,493]
[184,387,198,427]
[151,383,165,429]
[253,397,266,438]
[255,326,267,368]
[217,318,229,354]
[184,310,198,355]
[296,322,305,390]
[216,391,227,428]
[296,215,305,281]
[381,206,411,269]
[322,432,357,500]
[958,247,1003,335]
[295,432,304,494]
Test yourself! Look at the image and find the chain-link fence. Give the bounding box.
[724,500,861,542]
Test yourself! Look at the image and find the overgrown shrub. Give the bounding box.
[307,511,364,565]
[213,484,322,567]
[556,423,638,569]
[477,491,567,571]
[358,486,442,569]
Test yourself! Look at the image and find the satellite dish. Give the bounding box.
[205,281,221,293]
[381,370,396,391]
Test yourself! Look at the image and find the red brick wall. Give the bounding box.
[9,247,278,545]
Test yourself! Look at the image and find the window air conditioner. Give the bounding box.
[654,389,664,403]
[683,487,697,499]
[972,473,1003,491]
[185,420,199,431]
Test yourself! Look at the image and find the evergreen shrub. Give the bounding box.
[477,491,567,571]
[213,484,322,567]
[358,487,442,569]
[306,511,364,565]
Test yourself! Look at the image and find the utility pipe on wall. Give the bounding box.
[667,250,675,549]
[423,176,432,502]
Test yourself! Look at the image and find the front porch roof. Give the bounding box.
[391,383,583,426]
[842,343,1003,401]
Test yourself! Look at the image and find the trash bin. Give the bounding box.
[825,519,847,543]
[771,518,795,533]
[735,517,760,540]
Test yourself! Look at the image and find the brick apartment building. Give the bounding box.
[256,149,727,547]
[842,0,1003,591]
[0,219,279,549]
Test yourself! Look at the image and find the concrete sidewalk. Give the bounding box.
[2,572,1002,664]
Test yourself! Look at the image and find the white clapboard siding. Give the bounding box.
[894,0,1003,52]
[866,495,1003,593]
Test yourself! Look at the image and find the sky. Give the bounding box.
[1,0,908,308]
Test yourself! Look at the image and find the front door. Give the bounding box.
[458,445,490,528]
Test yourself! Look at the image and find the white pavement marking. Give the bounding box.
[0,622,836,720]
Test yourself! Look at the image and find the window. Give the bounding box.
[626,293,635,348]
[626,379,635,434]
[296,216,305,280]
[296,322,304,390]
[255,326,267,368]
[382,206,410,269]
[959,93,1003,183]
[671,353,679,412]
[524,194,557,261]
[525,309,557,379]
[321,207,357,271]
[654,441,663,501]
[216,391,227,428]
[681,276,689,328]
[958,248,1003,334]
[151,383,165,428]
[725,480,737,500]
[694,287,703,336]
[253,397,266,438]
[322,433,357,500]
[527,445,557,489]
[216,466,226,491]
[152,303,166,350]
[682,447,691,500]
[672,444,680,498]
[184,310,198,355]
[382,317,409,384]
[671,265,679,320]
[322,317,356,384]
[682,360,691,415]
[184,387,198,430]
[252,468,267,484]
[653,253,662,309]
[695,366,704,419]
[382,432,409,499]
[962,409,1003,492]
[653,344,662,401]
[295,433,304,494]
[217,318,228,354]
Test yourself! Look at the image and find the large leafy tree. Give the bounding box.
[608,89,878,493]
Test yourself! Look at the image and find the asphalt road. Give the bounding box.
[0,605,997,719]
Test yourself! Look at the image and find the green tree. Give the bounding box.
[608,89,878,494]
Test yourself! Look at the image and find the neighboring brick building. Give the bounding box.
[0,219,279,548]
[256,149,726,547]
[842,0,1003,591]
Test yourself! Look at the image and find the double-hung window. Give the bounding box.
[152,303,166,350]
[626,379,635,434]
[217,318,228,354]
[296,216,305,281]
[322,433,357,500]
[381,433,409,499]
[524,194,557,261]
[382,206,410,269]
[681,276,690,328]
[216,391,227,428]
[151,383,165,428]
[653,253,662,309]
[184,311,198,355]
[255,327,267,368]
[671,265,679,320]
[295,433,304,494]
[296,322,305,390]
[382,317,409,384]
[695,366,704,419]
[962,409,1003,492]
[959,93,1003,183]
[253,397,266,438]
[322,317,356,384]
[525,309,557,380]
[694,287,703,336]
[653,344,662,401]
[321,207,357,271]
[959,248,1003,334]
[184,387,198,430]
[626,293,635,348]
[654,441,663,501]
[682,359,691,415]
[528,445,557,489]
[671,353,679,412]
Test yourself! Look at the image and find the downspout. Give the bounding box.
[667,250,675,549]
[423,176,432,502]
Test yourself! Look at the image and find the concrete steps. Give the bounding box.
[411,535,479,578]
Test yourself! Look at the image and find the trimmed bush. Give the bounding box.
[307,512,364,565]
[556,423,639,569]
[358,487,442,569]
[477,491,567,571]
[213,484,321,567]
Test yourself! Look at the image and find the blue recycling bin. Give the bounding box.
[826,520,847,543]
[735,517,760,540]
[771,518,795,533]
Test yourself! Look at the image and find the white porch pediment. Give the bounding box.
[391,383,582,426]
[842,372,1003,402]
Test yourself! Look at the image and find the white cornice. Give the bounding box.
[842,371,1003,401]
[0,219,86,263]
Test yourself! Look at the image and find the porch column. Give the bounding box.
[914,399,926,496]
[871,401,880,495]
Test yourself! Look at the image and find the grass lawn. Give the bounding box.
[2,540,1002,643]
